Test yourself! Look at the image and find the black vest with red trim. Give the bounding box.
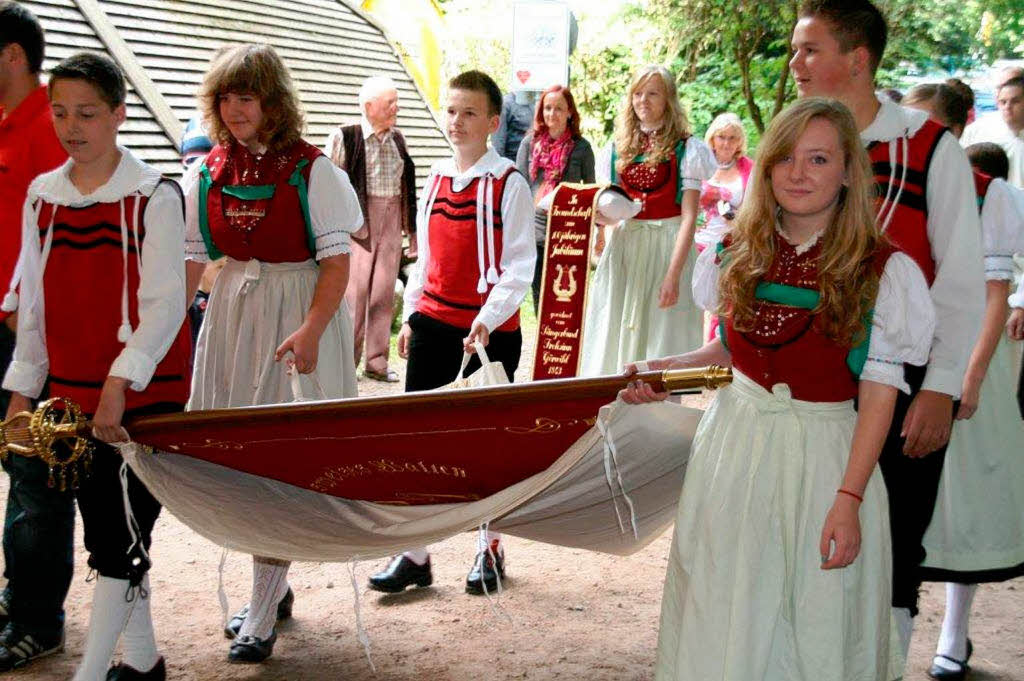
[866,119,946,285]
[613,138,688,220]
[36,191,191,414]
[199,140,322,262]
[417,168,520,332]
[722,233,896,402]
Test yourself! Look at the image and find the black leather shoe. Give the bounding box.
[106,656,166,680]
[465,548,505,595]
[227,631,276,664]
[368,555,433,593]
[0,624,64,671]
[928,639,973,680]
[223,587,294,639]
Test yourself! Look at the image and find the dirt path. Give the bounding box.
[4,334,1022,680]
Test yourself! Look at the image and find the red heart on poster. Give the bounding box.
[516,70,531,84]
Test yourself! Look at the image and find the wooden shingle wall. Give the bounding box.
[23,0,450,182]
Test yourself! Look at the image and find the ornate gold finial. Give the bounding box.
[0,398,93,490]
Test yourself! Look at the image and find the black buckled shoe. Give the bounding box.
[928,639,973,680]
[465,547,505,595]
[223,586,294,639]
[227,631,277,664]
[0,623,64,671]
[368,555,433,593]
[106,656,166,680]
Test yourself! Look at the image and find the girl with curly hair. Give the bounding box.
[183,43,363,664]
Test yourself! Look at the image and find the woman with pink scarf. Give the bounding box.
[515,85,596,311]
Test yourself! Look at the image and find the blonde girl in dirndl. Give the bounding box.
[620,97,936,680]
[581,65,716,376]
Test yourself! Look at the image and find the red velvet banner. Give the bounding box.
[532,183,603,381]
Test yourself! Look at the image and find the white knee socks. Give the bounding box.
[893,606,914,660]
[237,558,290,640]
[73,576,136,681]
[934,583,977,670]
[120,575,160,672]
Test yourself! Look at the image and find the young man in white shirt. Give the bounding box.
[368,70,535,596]
[3,52,190,680]
[789,0,986,665]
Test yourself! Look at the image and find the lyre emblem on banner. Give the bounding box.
[552,264,578,303]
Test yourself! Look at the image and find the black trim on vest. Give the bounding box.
[423,290,483,310]
[871,163,927,189]
[49,237,141,254]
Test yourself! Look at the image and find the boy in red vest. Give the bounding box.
[2,52,189,680]
[368,70,535,596]
[791,0,986,666]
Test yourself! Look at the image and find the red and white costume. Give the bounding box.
[3,147,189,408]
[402,148,535,334]
[655,230,935,681]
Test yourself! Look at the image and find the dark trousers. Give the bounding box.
[876,363,955,616]
[1,453,75,640]
[2,400,176,638]
[405,312,522,392]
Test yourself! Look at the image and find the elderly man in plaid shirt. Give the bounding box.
[326,76,417,382]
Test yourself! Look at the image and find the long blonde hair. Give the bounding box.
[613,66,691,174]
[718,97,882,345]
[199,43,304,153]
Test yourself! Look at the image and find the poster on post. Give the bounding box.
[510,0,571,92]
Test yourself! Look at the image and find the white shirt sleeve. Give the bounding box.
[181,161,209,263]
[108,181,188,391]
[921,133,986,397]
[680,137,717,192]
[980,179,1022,281]
[474,172,537,333]
[691,242,721,312]
[308,155,363,260]
[861,252,936,393]
[2,198,49,398]
[402,172,439,324]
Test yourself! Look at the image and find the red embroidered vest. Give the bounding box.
[417,168,520,331]
[36,194,191,414]
[866,119,946,285]
[723,234,895,402]
[614,139,688,220]
[199,140,322,262]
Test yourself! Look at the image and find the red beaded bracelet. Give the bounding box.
[837,488,864,503]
